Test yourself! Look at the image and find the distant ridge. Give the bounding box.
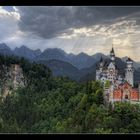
[14,45,41,60]
[1,43,140,82]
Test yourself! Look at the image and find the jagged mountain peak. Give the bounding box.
[44,48,66,54]
[20,45,29,49]
[15,45,31,51]
[92,53,108,61]
[34,49,41,55]
[14,45,41,60]
[0,43,13,55]
[0,43,11,50]
[34,48,41,52]
[77,52,90,57]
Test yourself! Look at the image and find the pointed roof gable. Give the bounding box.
[119,81,132,89]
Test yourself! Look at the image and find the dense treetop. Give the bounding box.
[0,55,140,133]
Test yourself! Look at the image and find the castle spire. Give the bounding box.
[111,44,114,54]
[110,44,115,61]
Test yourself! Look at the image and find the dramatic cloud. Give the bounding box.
[17,6,140,39]
[1,6,140,61]
[0,6,20,40]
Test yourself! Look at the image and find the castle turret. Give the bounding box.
[110,46,115,62]
[125,57,134,87]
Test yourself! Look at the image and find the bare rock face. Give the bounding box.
[0,64,24,98]
[10,64,24,90]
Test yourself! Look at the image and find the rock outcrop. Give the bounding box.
[0,64,24,98]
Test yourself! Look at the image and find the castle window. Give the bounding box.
[125,95,128,99]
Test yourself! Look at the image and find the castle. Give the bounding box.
[96,47,140,104]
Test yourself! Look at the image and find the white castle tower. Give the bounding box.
[125,57,134,87]
[107,47,117,84]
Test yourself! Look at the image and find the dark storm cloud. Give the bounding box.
[17,6,140,39]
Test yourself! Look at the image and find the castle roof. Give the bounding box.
[102,59,118,70]
[126,57,133,62]
[110,47,114,54]
[96,58,118,70]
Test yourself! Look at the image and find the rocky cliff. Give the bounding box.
[0,64,24,98]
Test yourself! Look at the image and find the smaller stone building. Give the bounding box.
[103,82,140,105]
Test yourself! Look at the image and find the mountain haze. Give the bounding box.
[38,59,81,81]
[0,43,13,56]
[1,43,140,82]
[14,45,41,60]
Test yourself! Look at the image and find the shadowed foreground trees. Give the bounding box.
[0,55,140,133]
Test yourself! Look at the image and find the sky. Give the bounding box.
[1,6,140,61]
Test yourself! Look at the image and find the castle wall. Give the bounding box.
[113,89,122,100]
[130,90,139,101]
[125,72,134,87]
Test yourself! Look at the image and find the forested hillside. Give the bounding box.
[0,55,140,133]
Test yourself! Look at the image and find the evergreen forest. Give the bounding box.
[0,55,140,134]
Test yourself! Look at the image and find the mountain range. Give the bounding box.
[14,45,41,60]
[1,43,140,82]
[0,43,108,69]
